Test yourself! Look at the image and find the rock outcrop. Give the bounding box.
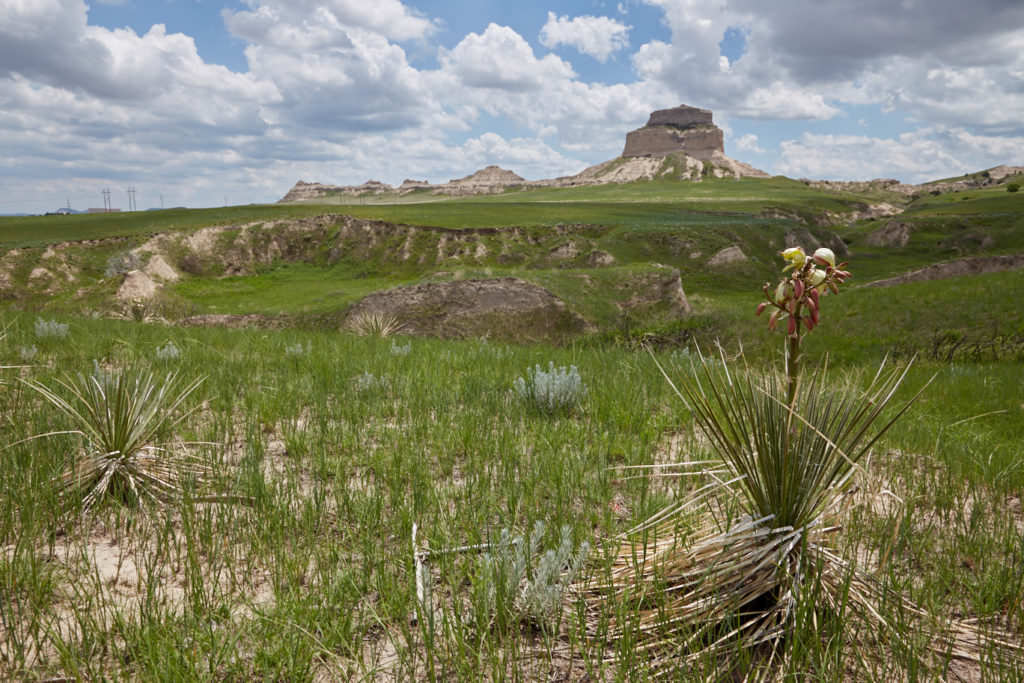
[622,105,724,160]
[343,277,589,342]
[443,165,525,195]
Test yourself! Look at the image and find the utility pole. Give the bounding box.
[126,186,136,212]
[102,188,111,212]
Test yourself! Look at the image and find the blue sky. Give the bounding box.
[1,0,1023,212]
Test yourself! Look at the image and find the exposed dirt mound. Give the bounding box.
[863,253,1024,288]
[343,278,590,343]
[116,270,157,301]
[707,245,747,267]
[866,221,913,248]
[620,269,692,316]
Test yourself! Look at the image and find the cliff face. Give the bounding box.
[622,125,724,160]
[622,104,725,160]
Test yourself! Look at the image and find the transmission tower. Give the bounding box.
[126,187,137,212]
[102,188,111,212]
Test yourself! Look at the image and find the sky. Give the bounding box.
[1,0,1023,213]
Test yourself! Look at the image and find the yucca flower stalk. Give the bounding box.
[23,367,210,513]
[583,247,1023,677]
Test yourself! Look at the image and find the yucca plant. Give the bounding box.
[585,247,1024,676]
[347,311,405,338]
[24,367,209,513]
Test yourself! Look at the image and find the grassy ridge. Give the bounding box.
[0,174,902,249]
[0,205,341,249]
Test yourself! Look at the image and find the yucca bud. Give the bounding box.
[808,268,827,287]
[793,278,805,299]
[756,301,769,316]
[774,281,788,304]
[787,316,797,336]
[813,247,836,267]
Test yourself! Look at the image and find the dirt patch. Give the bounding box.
[866,221,913,248]
[343,277,590,343]
[144,254,179,282]
[116,270,157,301]
[178,313,291,329]
[707,245,747,267]
[863,253,1024,288]
[620,268,692,316]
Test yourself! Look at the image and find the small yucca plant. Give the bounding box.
[347,311,405,338]
[25,367,208,513]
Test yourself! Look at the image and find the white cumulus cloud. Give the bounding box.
[441,23,576,91]
[734,134,764,153]
[539,12,632,62]
[775,127,1024,183]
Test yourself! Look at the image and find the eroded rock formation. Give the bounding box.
[622,105,724,160]
[343,277,590,342]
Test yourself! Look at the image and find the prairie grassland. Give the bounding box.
[1,310,1021,680]
[2,181,1023,678]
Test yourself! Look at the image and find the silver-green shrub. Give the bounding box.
[353,371,387,392]
[476,521,589,630]
[155,341,181,361]
[513,362,585,414]
[35,318,69,339]
[284,342,310,357]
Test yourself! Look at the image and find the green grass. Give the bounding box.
[0,205,346,249]
[0,305,1021,679]
[172,262,420,316]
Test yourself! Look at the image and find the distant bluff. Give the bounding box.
[622,104,724,160]
[278,104,766,202]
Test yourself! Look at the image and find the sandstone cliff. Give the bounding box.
[622,105,724,160]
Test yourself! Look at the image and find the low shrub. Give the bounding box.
[474,521,588,632]
[513,362,585,415]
